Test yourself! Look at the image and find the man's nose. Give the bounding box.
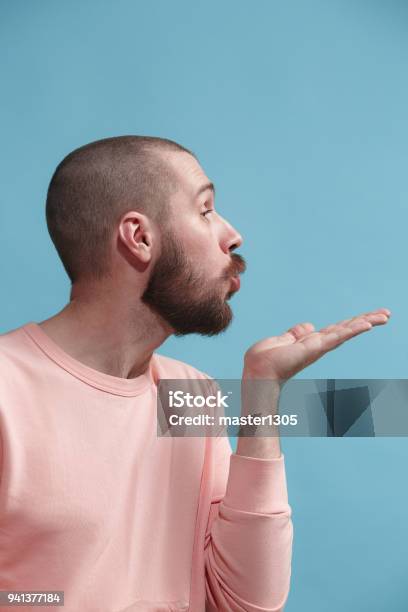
[221,219,243,254]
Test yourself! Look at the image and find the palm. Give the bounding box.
[243,308,391,383]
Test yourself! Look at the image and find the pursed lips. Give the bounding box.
[230,276,240,291]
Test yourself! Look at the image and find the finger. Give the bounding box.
[299,319,369,344]
[282,322,315,341]
[324,308,390,329]
[324,321,374,352]
[299,320,373,354]
[341,308,390,326]
[322,319,376,344]
[320,310,390,333]
[347,313,388,329]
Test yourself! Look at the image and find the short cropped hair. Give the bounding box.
[45,135,196,284]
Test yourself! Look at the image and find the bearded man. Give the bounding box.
[0,135,390,611]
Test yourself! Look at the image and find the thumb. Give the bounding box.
[281,322,315,341]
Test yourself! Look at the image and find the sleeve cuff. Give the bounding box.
[222,452,290,514]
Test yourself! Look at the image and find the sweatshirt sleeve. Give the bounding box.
[204,434,294,612]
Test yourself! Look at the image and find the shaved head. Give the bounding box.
[45,135,197,284]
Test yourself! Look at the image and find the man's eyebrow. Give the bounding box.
[195,181,216,199]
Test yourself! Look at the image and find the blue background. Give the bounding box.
[1,1,407,609]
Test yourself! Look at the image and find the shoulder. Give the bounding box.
[0,324,41,395]
[0,324,30,368]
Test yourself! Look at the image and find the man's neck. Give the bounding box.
[38,298,171,380]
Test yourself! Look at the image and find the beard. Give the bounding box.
[141,226,246,337]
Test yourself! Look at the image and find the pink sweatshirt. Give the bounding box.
[0,322,293,612]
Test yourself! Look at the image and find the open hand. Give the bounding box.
[243,308,391,383]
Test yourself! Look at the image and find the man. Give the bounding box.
[0,136,390,611]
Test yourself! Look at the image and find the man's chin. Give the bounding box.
[145,293,234,337]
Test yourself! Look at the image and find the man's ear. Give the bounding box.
[118,211,155,264]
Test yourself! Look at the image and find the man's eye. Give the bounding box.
[201,210,214,218]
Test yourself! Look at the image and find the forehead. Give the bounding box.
[164,151,212,200]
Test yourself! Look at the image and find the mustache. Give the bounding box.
[228,253,247,277]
